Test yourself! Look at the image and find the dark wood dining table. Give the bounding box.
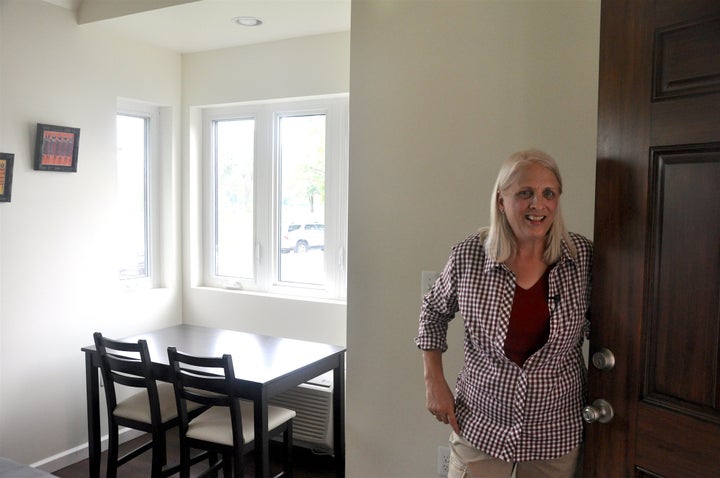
[82,324,346,478]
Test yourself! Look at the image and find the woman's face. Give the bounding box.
[498,162,560,245]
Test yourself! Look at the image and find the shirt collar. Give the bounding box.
[481,238,576,273]
[557,238,577,267]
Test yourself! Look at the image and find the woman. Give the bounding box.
[416,149,592,477]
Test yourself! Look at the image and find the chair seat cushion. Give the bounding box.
[186,401,295,446]
[114,382,201,423]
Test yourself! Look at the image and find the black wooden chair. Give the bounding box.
[93,332,205,478]
[167,346,296,478]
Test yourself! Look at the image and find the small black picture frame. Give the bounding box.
[33,123,80,172]
[0,153,15,202]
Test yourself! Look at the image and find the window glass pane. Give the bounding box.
[203,96,347,299]
[215,118,255,278]
[278,114,326,285]
[116,114,149,280]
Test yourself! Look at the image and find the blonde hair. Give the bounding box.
[483,149,576,264]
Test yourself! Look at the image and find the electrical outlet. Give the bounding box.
[437,445,450,477]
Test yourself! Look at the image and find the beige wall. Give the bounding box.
[346,1,600,476]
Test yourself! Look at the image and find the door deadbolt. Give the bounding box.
[591,347,615,371]
[582,398,614,424]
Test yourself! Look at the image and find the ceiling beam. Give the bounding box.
[77,0,201,24]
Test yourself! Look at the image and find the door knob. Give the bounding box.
[582,399,614,424]
[591,347,615,371]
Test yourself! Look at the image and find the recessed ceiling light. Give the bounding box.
[232,16,263,27]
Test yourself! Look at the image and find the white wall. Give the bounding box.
[0,0,183,468]
[346,2,600,476]
[180,32,350,347]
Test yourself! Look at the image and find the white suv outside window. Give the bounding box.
[281,223,325,253]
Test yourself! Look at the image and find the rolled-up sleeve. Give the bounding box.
[415,250,460,352]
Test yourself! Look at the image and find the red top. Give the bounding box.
[504,270,550,367]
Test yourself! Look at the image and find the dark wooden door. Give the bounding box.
[584,1,720,477]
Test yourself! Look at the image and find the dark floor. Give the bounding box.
[53,429,336,478]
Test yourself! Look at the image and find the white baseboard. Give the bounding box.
[30,428,146,473]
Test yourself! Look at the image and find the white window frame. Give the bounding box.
[117,99,162,290]
[202,95,348,300]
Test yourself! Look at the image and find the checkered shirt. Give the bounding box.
[416,231,592,462]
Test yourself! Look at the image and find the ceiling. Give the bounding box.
[44,0,351,54]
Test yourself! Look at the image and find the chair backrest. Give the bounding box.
[167,347,245,446]
[93,332,161,422]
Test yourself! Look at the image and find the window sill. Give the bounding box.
[191,285,347,306]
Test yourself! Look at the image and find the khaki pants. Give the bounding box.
[448,432,581,478]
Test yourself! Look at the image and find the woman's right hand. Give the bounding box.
[423,349,460,434]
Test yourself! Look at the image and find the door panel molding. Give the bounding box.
[644,144,720,414]
[653,16,720,100]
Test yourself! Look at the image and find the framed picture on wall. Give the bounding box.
[0,153,14,202]
[33,123,80,172]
